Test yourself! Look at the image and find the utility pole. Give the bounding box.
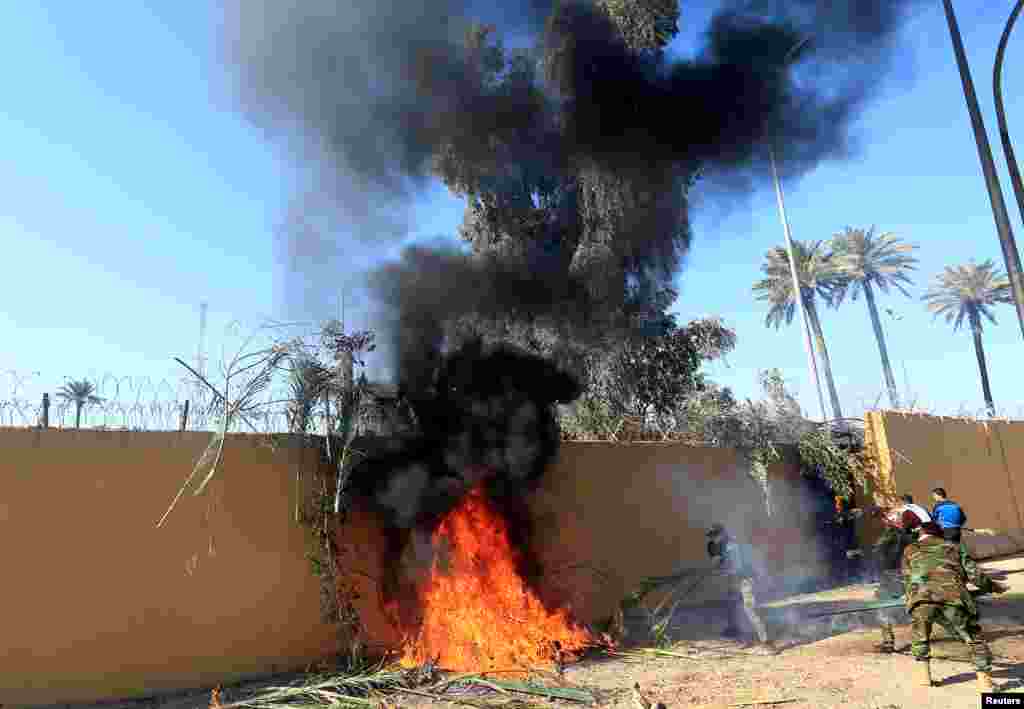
[942,0,1024,340]
[769,147,829,423]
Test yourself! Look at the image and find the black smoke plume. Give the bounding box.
[223,0,922,608]
[224,0,920,208]
[223,0,923,358]
[351,340,580,526]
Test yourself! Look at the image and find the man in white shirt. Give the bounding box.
[897,494,933,531]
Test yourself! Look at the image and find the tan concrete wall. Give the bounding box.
[340,442,817,646]
[0,432,810,705]
[862,411,1024,556]
[0,429,340,707]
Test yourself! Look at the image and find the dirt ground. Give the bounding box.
[44,555,1024,709]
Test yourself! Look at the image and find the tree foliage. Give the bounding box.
[752,240,842,328]
[797,428,867,502]
[56,378,103,429]
[753,239,845,420]
[561,316,737,438]
[922,259,1012,415]
[922,259,1012,332]
[594,0,680,52]
[829,226,917,305]
[829,226,917,409]
[608,316,736,422]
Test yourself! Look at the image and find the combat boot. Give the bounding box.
[914,660,934,687]
[878,625,895,653]
[976,670,994,692]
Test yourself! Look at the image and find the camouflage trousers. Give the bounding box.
[876,604,961,649]
[727,577,769,644]
[876,605,906,649]
[909,602,992,671]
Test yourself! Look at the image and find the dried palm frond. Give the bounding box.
[216,665,407,709]
[212,664,594,709]
[157,343,290,527]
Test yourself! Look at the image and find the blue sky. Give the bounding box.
[2,1,1023,421]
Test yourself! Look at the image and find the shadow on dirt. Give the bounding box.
[592,584,1024,663]
[938,664,1024,689]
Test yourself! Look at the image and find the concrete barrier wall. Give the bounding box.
[0,429,340,707]
[0,431,810,705]
[862,411,1024,557]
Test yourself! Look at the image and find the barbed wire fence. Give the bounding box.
[0,317,379,433]
[0,368,309,432]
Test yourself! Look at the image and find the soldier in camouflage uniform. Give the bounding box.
[706,524,776,655]
[873,526,961,652]
[902,521,1007,691]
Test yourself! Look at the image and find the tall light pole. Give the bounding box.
[995,0,1024,228]
[769,147,829,423]
[942,0,1024,340]
[768,36,829,423]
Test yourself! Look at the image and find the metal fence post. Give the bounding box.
[41,393,49,429]
[180,400,190,432]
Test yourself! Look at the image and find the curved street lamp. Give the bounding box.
[942,0,1024,341]
[995,0,1024,228]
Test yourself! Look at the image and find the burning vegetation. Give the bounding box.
[349,340,591,671]
[389,484,593,672]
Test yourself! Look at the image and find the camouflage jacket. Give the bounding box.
[901,536,995,613]
[875,528,915,599]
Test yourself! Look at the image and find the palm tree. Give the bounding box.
[753,240,844,421]
[830,227,918,409]
[287,357,330,434]
[56,379,103,429]
[922,260,1013,415]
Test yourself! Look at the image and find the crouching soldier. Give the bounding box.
[706,524,776,655]
[902,519,1008,691]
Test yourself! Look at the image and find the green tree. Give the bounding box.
[608,316,736,430]
[56,379,103,429]
[830,226,918,409]
[753,240,844,421]
[922,259,1013,415]
[561,315,735,438]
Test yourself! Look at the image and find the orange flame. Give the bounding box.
[391,485,593,673]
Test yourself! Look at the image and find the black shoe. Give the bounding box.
[721,626,741,638]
